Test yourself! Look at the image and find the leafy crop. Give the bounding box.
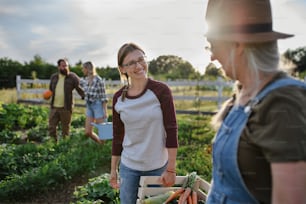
[0,103,48,130]
[0,136,112,201]
[72,173,119,204]
[0,104,215,203]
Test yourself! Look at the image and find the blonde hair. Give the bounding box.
[211,41,280,130]
[245,41,279,74]
[83,61,97,77]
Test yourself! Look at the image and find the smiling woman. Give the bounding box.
[110,42,179,204]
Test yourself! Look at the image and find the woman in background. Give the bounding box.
[81,61,108,144]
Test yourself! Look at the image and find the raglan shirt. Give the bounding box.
[237,73,306,203]
[112,78,178,171]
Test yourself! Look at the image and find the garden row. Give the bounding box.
[0,103,214,203]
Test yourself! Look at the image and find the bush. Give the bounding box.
[0,103,48,131]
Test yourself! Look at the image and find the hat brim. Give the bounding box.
[206,31,294,42]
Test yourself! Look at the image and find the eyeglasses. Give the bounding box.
[122,56,147,69]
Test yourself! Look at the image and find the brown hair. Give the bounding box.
[117,42,145,67]
[57,58,69,66]
[117,43,146,101]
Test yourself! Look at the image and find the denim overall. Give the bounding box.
[206,77,306,204]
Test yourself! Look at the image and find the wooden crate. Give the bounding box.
[136,175,211,203]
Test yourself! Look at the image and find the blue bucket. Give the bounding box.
[91,122,113,140]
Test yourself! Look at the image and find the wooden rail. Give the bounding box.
[16,75,234,114]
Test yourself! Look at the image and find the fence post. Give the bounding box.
[16,75,21,101]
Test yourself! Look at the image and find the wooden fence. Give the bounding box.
[16,75,234,114]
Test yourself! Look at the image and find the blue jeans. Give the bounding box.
[119,162,167,204]
[86,100,105,119]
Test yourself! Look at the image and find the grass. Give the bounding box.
[0,88,17,104]
[12,77,235,115]
[1,87,229,113]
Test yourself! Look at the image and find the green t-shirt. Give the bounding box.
[237,73,306,203]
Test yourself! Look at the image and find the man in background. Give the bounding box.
[48,58,85,142]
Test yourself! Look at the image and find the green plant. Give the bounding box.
[176,114,214,181]
[178,121,193,145]
[72,173,120,204]
[0,103,48,131]
[0,103,215,203]
[0,130,23,144]
[71,114,86,128]
[0,142,57,180]
[0,133,112,202]
[27,124,49,142]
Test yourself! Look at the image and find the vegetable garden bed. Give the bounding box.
[0,103,214,203]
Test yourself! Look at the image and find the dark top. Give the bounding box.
[49,72,85,111]
[237,73,306,203]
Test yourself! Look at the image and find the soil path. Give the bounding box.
[24,165,110,204]
[28,174,89,204]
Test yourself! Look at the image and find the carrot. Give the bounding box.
[164,188,185,204]
[178,187,192,204]
[178,192,185,204]
[192,191,197,204]
[187,194,192,204]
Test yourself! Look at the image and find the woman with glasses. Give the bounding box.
[81,61,108,144]
[109,42,178,204]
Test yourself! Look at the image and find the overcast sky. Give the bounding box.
[1,0,306,74]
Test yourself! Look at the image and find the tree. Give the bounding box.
[204,62,223,79]
[24,55,56,79]
[0,57,23,88]
[148,55,198,79]
[70,62,83,77]
[75,60,83,67]
[97,66,120,80]
[282,46,306,78]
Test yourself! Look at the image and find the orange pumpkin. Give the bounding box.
[43,90,53,100]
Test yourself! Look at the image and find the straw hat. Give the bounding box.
[205,0,293,42]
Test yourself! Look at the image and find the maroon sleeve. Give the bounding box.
[149,79,178,148]
[112,89,125,156]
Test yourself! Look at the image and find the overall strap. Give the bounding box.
[251,77,306,106]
